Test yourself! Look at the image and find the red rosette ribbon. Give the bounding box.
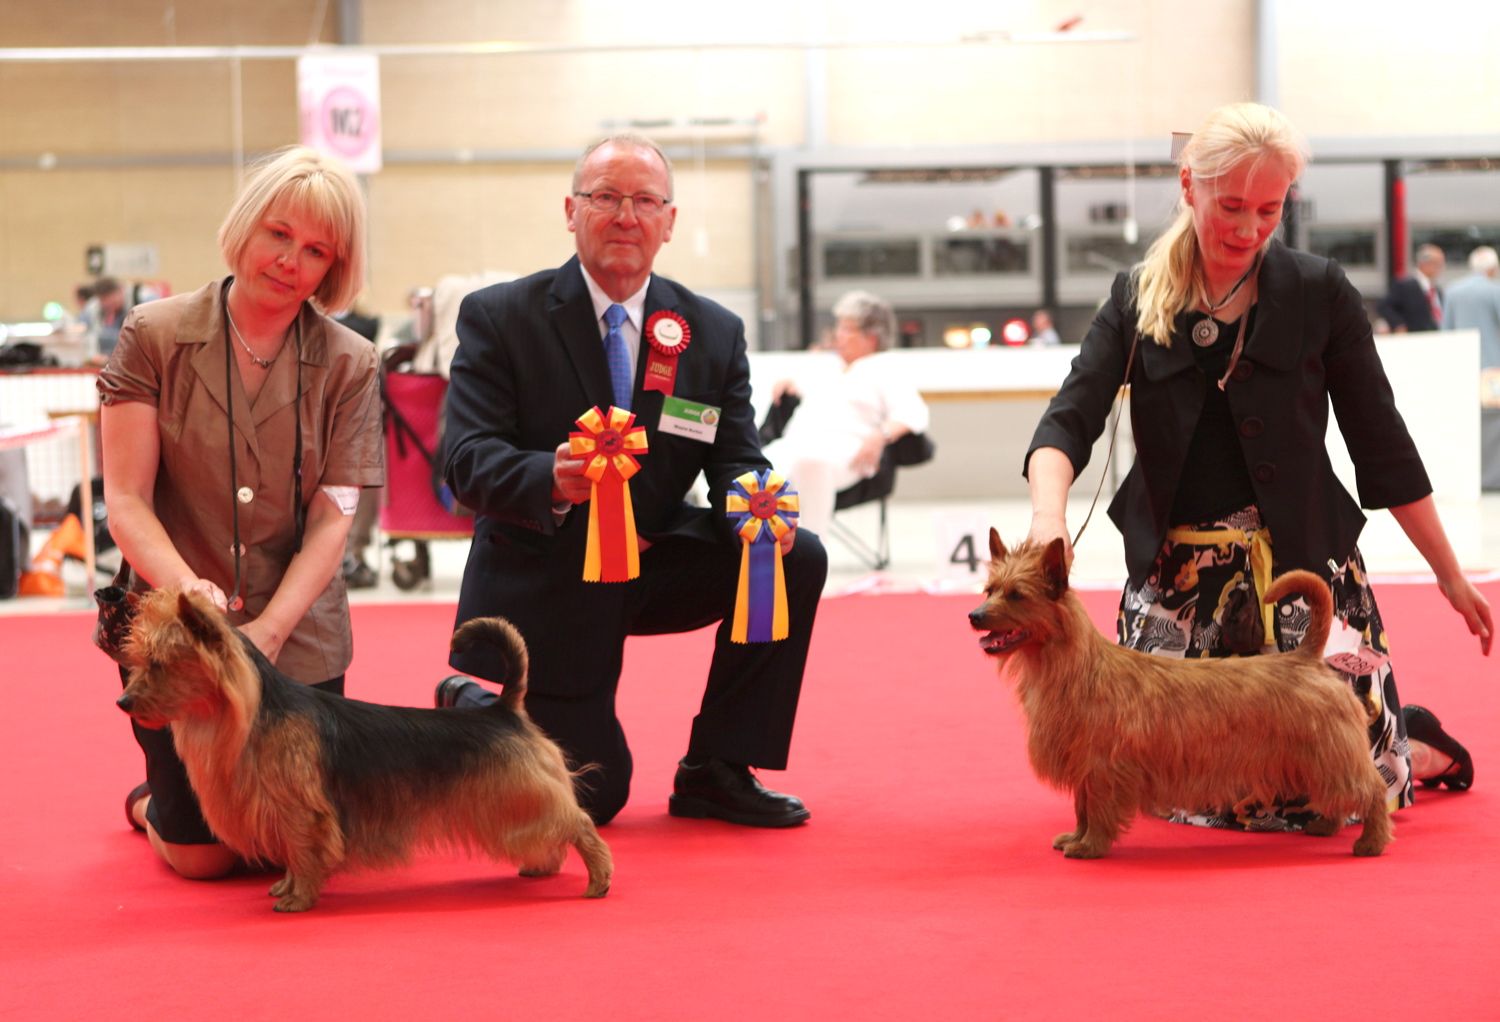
[569,405,649,583]
[641,310,691,396]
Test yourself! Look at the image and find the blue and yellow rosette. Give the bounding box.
[725,470,799,643]
[570,406,649,583]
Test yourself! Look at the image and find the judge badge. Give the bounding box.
[642,310,691,396]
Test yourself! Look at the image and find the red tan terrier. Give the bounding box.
[116,589,612,911]
[968,530,1390,859]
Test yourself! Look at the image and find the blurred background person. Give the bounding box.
[762,290,929,536]
[80,277,128,362]
[1380,243,1446,333]
[1443,245,1500,490]
[1030,308,1061,346]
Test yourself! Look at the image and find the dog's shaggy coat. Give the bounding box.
[969,531,1390,858]
[117,589,612,911]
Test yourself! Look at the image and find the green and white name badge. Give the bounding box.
[658,396,721,444]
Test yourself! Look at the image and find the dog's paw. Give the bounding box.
[1352,836,1387,857]
[1060,840,1109,859]
[269,872,319,911]
[273,894,317,912]
[1051,831,1079,850]
[1303,815,1341,838]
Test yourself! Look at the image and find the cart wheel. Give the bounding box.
[390,540,431,591]
[392,558,423,590]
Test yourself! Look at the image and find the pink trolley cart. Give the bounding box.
[380,364,472,589]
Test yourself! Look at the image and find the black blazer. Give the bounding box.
[443,257,771,687]
[1027,242,1432,585]
[1379,275,1441,332]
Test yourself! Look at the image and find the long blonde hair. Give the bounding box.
[1134,103,1309,345]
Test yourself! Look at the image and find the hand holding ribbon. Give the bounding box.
[570,406,649,583]
[725,469,799,643]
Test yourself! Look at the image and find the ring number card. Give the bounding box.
[933,509,995,582]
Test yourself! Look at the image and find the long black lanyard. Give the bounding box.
[222,282,304,612]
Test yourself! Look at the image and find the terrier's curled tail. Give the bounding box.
[449,617,529,711]
[1261,569,1334,660]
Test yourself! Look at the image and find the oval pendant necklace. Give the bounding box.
[1192,264,1257,347]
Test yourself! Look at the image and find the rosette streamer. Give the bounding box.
[570,405,649,582]
[725,470,799,643]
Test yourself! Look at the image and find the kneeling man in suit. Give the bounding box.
[436,134,826,828]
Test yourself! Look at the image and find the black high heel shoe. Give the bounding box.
[124,781,150,831]
[1403,704,1474,792]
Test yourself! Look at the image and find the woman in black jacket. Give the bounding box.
[1026,102,1491,831]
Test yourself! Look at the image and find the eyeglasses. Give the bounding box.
[574,190,673,216]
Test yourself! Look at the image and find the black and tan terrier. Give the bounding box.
[116,589,612,911]
[968,530,1390,859]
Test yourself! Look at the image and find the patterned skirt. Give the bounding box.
[1117,504,1412,831]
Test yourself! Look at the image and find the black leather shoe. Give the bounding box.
[1404,704,1474,791]
[125,781,150,832]
[434,675,477,709]
[669,757,810,827]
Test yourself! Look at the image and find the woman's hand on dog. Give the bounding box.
[1026,511,1074,567]
[240,617,287,665]
[184,577,229,611]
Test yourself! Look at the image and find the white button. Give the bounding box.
[237,486,254,504]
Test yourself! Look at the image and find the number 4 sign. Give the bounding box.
[932,509,997,582]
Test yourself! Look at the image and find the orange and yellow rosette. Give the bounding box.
[725,469,799,643]
[570,406,649,583]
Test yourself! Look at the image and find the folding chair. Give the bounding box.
[758,393,935,570]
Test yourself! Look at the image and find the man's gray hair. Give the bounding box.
[1469,246,1499,274]
[572,133,675,199]
[832,290,898,349]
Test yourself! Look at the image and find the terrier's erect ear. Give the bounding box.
[176,591,225,650]
[989,527,1007,561]
[1041,537,1070,599]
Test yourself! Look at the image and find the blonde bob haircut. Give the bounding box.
[217,145,367,314]
[1134,103,1309,345]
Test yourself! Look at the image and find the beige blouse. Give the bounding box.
[97,277,384,683]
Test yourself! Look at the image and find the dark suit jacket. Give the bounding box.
[1379,275,1441,332]
[1028,242,1432,586]
[443,256,771,689]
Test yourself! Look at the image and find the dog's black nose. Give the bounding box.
[116,694,134,713]
[967,608,986,628]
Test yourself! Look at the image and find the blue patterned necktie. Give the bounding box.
[603,303,632,410]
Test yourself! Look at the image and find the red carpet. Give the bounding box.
[2,584,1497,1020]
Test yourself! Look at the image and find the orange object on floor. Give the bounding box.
[16,513,86,596]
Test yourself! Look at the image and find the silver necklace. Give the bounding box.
[1191,265,1256,347]
[226,307,283,369]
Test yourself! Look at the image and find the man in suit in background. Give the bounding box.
[435,134,826,828]
[1444,245,1500,490]
[1380,243,1446,332]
